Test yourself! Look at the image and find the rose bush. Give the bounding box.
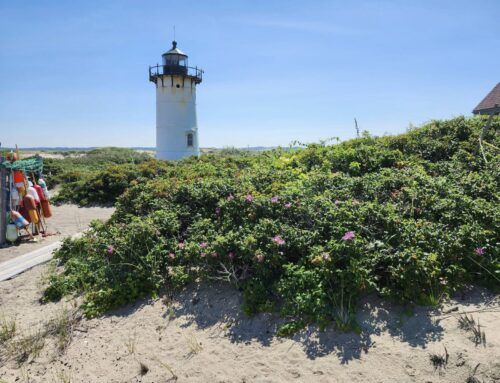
[44,117,500,333]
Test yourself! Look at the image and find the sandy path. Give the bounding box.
[0,204,114,264]
[0,265,498,383]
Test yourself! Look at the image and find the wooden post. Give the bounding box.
[0,159,6,247]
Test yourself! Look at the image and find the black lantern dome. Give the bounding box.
[149,41,203,84]
[162,41,188,73]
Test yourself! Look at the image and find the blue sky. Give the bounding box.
[1,0,499,148]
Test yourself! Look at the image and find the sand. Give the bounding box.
[0,263,498,383]
[0,204,114,264]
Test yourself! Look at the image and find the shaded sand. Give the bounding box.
[0,265,499,383]
[0,204,114,263]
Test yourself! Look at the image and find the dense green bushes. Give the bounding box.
[49,147,257,206]
[52,160,172,206]
[43,147,153,192]
[44,117,500,333]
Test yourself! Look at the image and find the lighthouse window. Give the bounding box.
[187,133,194,147]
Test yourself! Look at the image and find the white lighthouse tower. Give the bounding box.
[149,41,203,160]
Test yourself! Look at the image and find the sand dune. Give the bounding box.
[0,264,498,383]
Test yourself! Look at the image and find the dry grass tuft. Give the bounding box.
[20,366,34,383]
[465,363,484,383]
[154,357,178,381]
[45,307,81,353]
[53,369,72,383]
[8,329,46,365]
[429,345,449,372]
[0,314,16,345]
[458,314,486,346]
[125,331,137,355]
[1,307,81,367]
[185,331,202,356]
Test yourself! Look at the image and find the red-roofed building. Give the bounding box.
[473,82,500,115]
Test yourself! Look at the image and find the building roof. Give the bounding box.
[162,41,187,57]
[473,82,500,115]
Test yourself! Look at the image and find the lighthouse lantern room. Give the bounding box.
[149,41,203,160]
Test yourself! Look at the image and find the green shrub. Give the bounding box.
[44,117,500,333]
[43,147,155,195]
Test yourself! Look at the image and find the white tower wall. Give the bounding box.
[155,75,199,160]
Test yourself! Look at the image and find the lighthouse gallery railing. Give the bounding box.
[149,64,203,84]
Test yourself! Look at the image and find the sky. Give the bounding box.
[1,0,499,148]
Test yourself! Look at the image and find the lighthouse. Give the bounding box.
[149,41,203,160]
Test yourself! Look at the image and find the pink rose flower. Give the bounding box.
[245,194,254,202]
[342,231,355,241]
[474,247,485,255]
[107,245,114,255]
[272,235,285,246]
[168,253,175,259]
[271,196,279,203]
[284,202,292,209]
[200,242,208,249]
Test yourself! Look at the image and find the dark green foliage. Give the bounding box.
[43,147,155,195]
[52,160,171,206]
[276,320,306,337]
[44,117,500,333]
[48,147,257,206]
